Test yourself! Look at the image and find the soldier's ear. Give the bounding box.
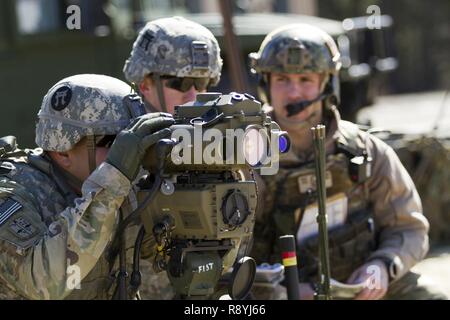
[139,76,153,94]
[48,151,71,169]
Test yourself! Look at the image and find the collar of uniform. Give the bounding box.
[333,106,366,155]
[334,105,349,147]
[267,105,340,165]
[42,152,81,202]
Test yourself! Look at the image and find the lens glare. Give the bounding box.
[243,128,266,166]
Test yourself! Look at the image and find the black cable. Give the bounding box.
[113,209,128,300]
[108,172,162,264]
[130,226,146,292]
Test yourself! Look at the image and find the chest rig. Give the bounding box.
[263,121,375,282]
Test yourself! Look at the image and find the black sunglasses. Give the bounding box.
[95,135,116,148]
[162,76,211,93]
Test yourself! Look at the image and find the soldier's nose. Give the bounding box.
[287,86,304,101]
[183,86,198,103]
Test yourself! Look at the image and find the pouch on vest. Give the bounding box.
[337,121,372,183]
[349,153,372,183]
[297,208,375,282]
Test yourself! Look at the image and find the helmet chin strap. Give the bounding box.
[152,73,168,113]
[86,135,97,174]
[286,85,333,117]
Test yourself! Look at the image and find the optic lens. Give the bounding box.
[279,134,290,153]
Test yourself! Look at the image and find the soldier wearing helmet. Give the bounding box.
[123,16,223,115]
[0,74,174,299]
[123,16,223,300]
[249,24,446,300]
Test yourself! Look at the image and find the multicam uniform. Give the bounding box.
[0,74,174,299]
[251,107,446,299]
[248,22,447,300]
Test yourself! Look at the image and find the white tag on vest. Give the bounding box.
[298,171,333,193]
[295,192,348,243]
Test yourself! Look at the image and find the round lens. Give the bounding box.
[279,134,290,153]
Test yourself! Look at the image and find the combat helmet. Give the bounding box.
[123,16,223,112]
[249,23,342,109]
[36,74,146,171]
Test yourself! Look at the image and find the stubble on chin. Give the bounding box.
[276,104,323,154]
[277,108,320,131]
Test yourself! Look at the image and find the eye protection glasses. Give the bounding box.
[94,135,116,148]
[162,76,211,93]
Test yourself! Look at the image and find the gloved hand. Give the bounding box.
[346,259,389,300]
[106,112,174,181]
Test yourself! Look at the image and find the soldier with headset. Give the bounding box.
[248,23,447,300]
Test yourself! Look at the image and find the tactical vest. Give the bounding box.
[262,121,375,282]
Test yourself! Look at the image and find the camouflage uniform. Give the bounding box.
[252,106,448,299]
[248,24,447,300]
[123,16,222,113]
[0,74,173,299]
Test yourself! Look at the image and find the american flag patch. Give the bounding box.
[0,198,23,227]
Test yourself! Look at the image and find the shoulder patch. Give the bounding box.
[0,196,46,251]
[0,198,23,227]
[9,217,36,239]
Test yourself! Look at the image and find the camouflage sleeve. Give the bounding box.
[364,133,429,280]
[0,162,131,299]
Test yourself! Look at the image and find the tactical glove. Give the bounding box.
[106,112,174,181]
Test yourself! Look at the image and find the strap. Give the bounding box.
[336,120,366,157]
[152,73,168,113]
[86,135,97,174]
[123,94,146,119]
[112,209,129,300]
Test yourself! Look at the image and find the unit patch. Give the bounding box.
[0,198,23,227]
[9,217,36,239]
